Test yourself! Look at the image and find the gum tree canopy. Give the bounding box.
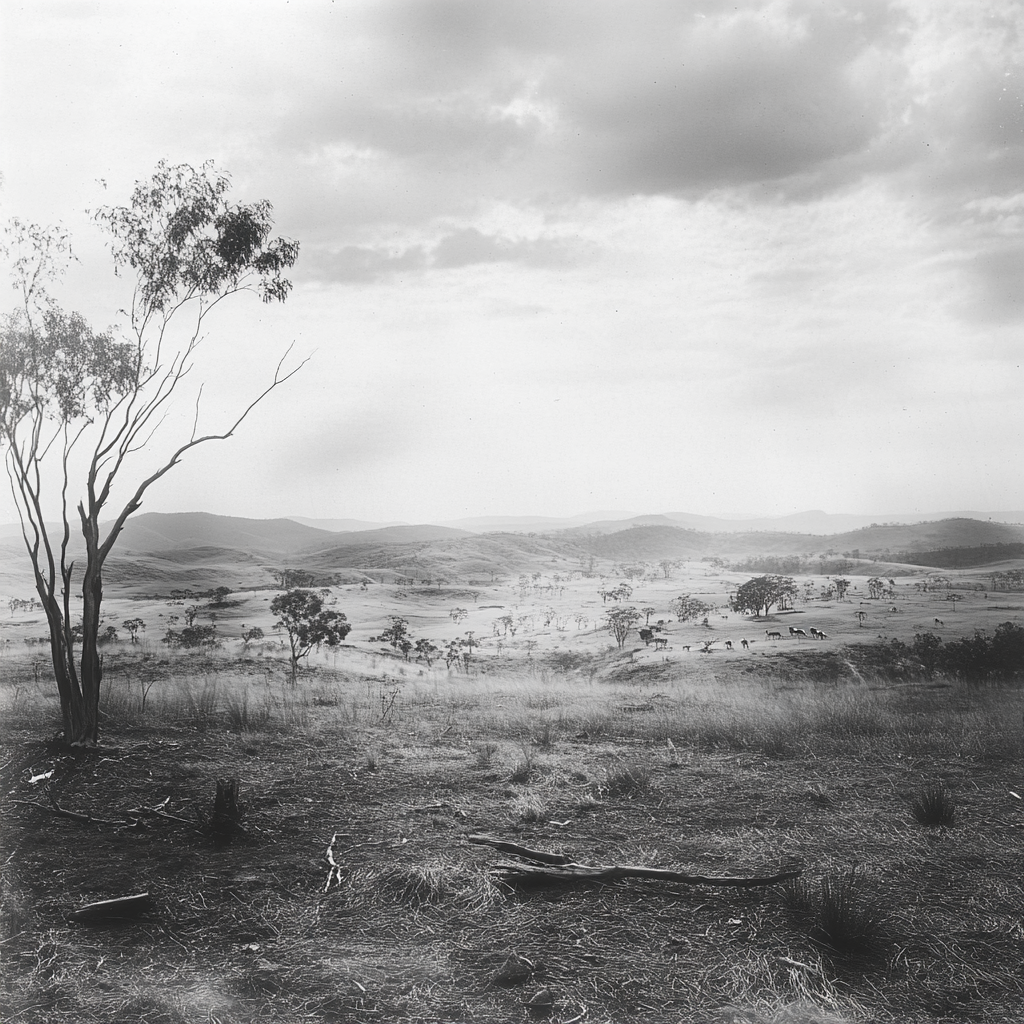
[730,575,798,619]
[0,161,302,745]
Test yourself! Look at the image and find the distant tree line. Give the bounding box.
[989,569,1024,592]
[892,543,1024,569]
[731,555,856,576]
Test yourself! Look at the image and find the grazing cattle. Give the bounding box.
[934,618,944,626]
[809,628,829,640]
[740,638,750,649]
[765,629,782,640]
[681,645,691,652]
[889,606,899,613]
[789,627,808,639]
[653,637,668,650]
[724,640,733,650]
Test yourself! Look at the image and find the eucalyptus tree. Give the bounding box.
[0,161,301,744]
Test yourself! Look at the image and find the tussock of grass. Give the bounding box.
[601,762,656,798]
[510,791,548,822]
[784,869,890,958]
[909,782,956,826]
[366,862,487,908]
[224,686,272,731]
[474,741,500,767]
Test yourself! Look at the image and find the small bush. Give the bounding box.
[784,869,889,957]
[909,783,956,826]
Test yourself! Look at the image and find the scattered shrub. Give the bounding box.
[164,625,219,648]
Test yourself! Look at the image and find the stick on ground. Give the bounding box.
[468,833,802,888]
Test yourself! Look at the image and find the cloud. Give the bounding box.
[300,227,580,282]
[959,242,1024,323]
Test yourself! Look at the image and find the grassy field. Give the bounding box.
[1,561,1023,1023]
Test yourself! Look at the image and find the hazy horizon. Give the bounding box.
[3,3,1022,525]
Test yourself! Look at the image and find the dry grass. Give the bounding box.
[1,641,1022,1023]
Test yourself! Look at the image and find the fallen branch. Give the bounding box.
[68,892,154,924]
[12,794,199,831]
[468,834,573,865]
[469,834,802,889]
[324,832,346,891]
[11,798,121,828]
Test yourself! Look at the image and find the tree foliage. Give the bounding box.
[121,617,145,644]
[730,575,798,618]
[271,588,350,681]
[670,594,713,623]
[0,162,301,743]
[606,606,641,648]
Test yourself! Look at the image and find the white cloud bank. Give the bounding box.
[1,0,1022,522]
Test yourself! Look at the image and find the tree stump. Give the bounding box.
[209,778,242,843]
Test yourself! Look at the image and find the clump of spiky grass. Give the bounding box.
[600,762,656,798]
[531,720,557,750]
[474,741,500,767]
[783,869,889,957]
[508,743,536,783]
[224,687,272,732]
[177,680,220,731]
[368,863,487,908]
[909,783,956,826]
[510,791,548,823]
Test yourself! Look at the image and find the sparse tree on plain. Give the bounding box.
[121,618,145,644]
[730,576,798,619]
[606,606,641,648]
[0,161,300,744]
[272,588,350,683]
[670,594,712,623]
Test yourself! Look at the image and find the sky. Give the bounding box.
[1,0,1023,525]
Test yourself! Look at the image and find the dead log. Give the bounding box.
[469,834,802,889]
[69,892,154,924]
[468,834,573,865]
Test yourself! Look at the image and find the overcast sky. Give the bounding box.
[2,1,1022,525]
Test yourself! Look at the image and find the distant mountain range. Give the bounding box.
[290,509,1024,535]
[3,510,1024,595]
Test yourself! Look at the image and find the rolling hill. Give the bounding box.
[4,512,1024,600]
